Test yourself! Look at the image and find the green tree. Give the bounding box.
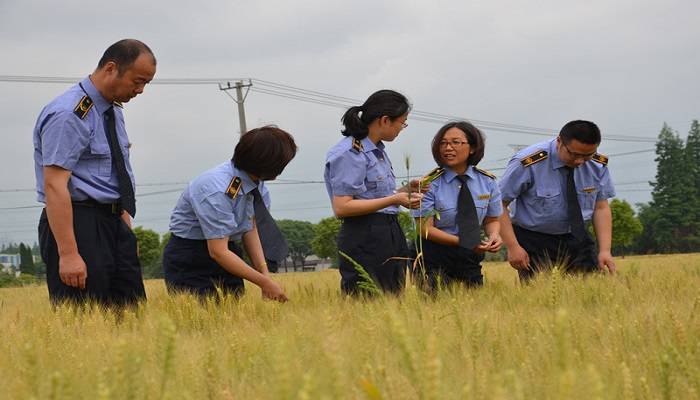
[133,226,163,279]
[18,243,36,276]
[609,199,643,257]
[311,217,341,265]
[277,219,315,269]
[684,119,700,250]
[311,217,341,259]
[644,124,694,253]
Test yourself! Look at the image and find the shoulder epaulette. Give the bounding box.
[113,101,124,109]
[225,176,242,199]
[474,167,496,179]
[421,167,445,184]
[591,153,608,166]
[73,95,93,120]
[520,150,548,167]
[351,138,364,153]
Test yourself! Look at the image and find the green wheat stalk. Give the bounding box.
[339,251,382,296]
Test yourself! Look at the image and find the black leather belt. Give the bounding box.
[72,199,122,215]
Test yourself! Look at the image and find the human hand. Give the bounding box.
[507,245,530,270]
[400,179,430,194]
[475,233,503,253]
[394,192,423,209]
[59,252,87,289]
[598,251,616,274]
[261,279,288,302]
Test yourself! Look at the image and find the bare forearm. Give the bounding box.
[483,218,500,237]
[121,211,132,229]
[333,196,397,217]
[211,249,271,288]
[593,206,613,253]
[415,217,459,246]
[242,226,269,274]
[498,205,519,248]
[45,182,78,256]
[425,227,459,246]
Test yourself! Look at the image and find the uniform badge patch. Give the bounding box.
[591,153,609,166]
[421,167,445,185]
[477,194,491,200]
[582,187,596,193]
[225,176,243,199]
[73,95,93,120]
[475,167,496,179]
[351,138,364,153]
[521,150,548,167]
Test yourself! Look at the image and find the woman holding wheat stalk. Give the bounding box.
[412,121,503,290]
[324,90,424,295]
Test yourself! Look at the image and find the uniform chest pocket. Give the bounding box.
[365,168,388,191]
[534,187,562,210]
[433,197,457,230]
[85,135,112,177]
[435,197,457,212]
[578,186,597,211]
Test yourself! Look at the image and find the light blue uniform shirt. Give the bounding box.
[169,162,271,241]
[411,166,503,235]
[324,136,399,214]
[33,76,135,203]
[499,139,616,235]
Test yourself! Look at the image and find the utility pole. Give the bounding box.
[219,80,252,136]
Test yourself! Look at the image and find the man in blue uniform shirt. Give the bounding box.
[33,39,156,307]
[498,120,616,280]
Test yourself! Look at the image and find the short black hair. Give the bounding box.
[559,120,601,145]
[340,89,411,139]
[97,39,156,75]
[431,121,485,166]
[232,125,297,180]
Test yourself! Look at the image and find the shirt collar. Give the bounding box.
[442,165,474,183]
[80,76,112,115]
[359,137,383,153]
[230,162,258,194]
[548,138,566,170]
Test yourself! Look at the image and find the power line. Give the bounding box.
[0,75,658,143]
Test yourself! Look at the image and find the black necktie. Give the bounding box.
[251,187,289,262]
[456,175,481,249]
[564,167,586,241]
[104,107,136,217]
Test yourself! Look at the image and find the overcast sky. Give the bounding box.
[1,0,699,245]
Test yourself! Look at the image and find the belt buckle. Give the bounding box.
[111,203,119,214]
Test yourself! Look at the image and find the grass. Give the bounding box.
[1,253,699,399]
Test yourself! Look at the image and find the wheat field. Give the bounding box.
[1,254,699,399]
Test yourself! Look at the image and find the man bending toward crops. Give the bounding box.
[498,120,617,281]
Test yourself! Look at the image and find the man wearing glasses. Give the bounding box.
[498,120,616,281]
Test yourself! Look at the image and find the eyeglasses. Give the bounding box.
[401,121,408,129]
[561,141,596,160]
[439,140,469,149]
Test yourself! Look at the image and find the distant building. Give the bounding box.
[0,253,21,276]
[279,255,333,273]
[0,253,20,268]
